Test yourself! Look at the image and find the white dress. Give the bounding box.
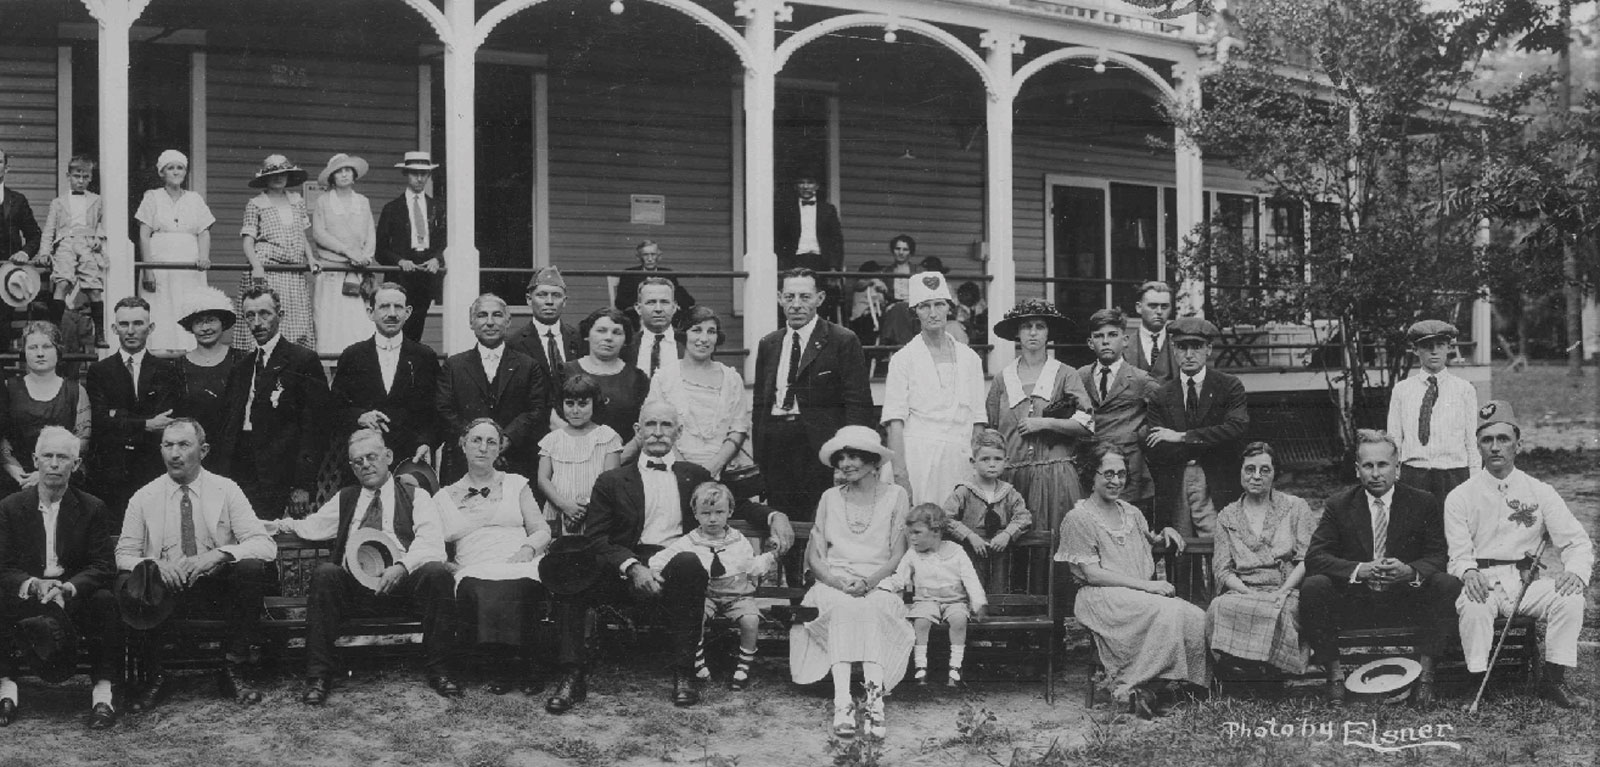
[537,425,622,531]
[310,189,377,353]
[437,472,545,583]
[135,189,215,352]
[881,332,986,505]
[790,483,915,691]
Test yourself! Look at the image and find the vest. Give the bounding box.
[332,479,417,561]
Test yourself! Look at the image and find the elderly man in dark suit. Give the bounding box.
[1303,429,1461,706]
[0,427,119,729]
[508,266,582,384]
[217,286,329,519]
[331,282,439,467]
[751,268,873,523]
[1122,281,1177,381]
[542,400,793,714]
[436,293,549,484]
[375,152,445,342]
[1080,308,1161,524]
[1142,317,1248,540]
[86,296,179,525]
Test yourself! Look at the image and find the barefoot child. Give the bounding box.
[649,481,776,689]
[538,373,622,535]
[943,429,1032,559]
[881,503,987,687]
[38,155,107,341]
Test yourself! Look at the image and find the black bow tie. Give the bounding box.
[71,191,86,196]
[645,460,668,471]
[800,200,816,207]
[465,487,491,499]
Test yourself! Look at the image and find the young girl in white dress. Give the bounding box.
[538,373,623,535]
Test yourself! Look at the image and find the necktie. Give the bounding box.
[179,485,198,557]
[1099,366,1111,401]
[781,330,801,410]
[1149,333,1160,363]
[359,492,384,530]
[545,330,562,366]
[126,356,139,402]
[1185,378,1200,421]
[1371,496,1388,560]
[981,500,1003,539]
[650,333,664,376]
[465,486,491,499]
[645,460,668,471]
[409,194,426,248]
[709,547,726,578]
[1418,375,1438,446]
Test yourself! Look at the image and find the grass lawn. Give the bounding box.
[1492,362,1599,451]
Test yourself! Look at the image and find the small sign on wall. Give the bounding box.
[630,194,666,225]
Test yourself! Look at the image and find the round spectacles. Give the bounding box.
[1097,469,1129,481]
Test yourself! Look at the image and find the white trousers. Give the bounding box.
[1455,566,1585,672]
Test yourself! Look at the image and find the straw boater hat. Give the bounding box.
[395,151,440,172]
[178,285,238,331]
[248,154,308,188]
[992,298,1073,342]
[317,153,370,187]
[817,425,895,467]
[907,271,953,307]
[1345,657,1422,704]
[345,528,407,592]
[0,263,42,309]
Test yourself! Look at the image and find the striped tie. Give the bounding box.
[1371,496,1388,560]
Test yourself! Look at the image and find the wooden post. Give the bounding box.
[982,31,1020,373]
[440,0,479,354]
[89,0,147,351]
[740,0,778,381]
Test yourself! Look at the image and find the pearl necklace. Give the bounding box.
[840,483,881,535]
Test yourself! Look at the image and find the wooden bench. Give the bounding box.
[937,529,1058,702]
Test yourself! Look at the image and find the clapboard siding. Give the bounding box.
[546,76,736,345]
[0,46,57,223]
[207,52,417,256]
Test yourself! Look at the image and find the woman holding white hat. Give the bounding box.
[234,154,316,350]
[881,271,987,505]
[310,153,377,353]
[790,425,912,739]
[135,149,215,352]
[172,286,248,471]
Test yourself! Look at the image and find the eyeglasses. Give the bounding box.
[1243,465,1275,476]
[1096,470,1129,481]
[348,453,386,467]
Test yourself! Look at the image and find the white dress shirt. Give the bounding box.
[243,335,280,432]
[1445,469,1592,584]
[285,476,447,574]
[1349,486,1397,583]
[796,202,820,255]
[771,316,818,416]
[374,332,403,393]
[122,348,147,389]
[638,451,684,549]
[1094,358,1124,400]
[68,193,90,224]
[406,190,430,250]
[1386,368,1480,471]
[634,330,679,378]
[1181,367,1208,412]
[115,469,277,570]
[18,497,66,599]
[477,342,504,382]
[531,319,565,365]
[1140,327,1167,365]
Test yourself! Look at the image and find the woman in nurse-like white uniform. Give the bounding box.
[882,270,986,505]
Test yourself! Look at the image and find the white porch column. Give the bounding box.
[739,0,780,381]
[86,0,147,346]
[981,31,1020,373]
[1172,64,1205,317]
[440,0,479,354]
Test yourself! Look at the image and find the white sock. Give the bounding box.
[913,645,929,669]
[950,645,966,670]
[832,662,852,707]
[92,680,113,707]
[0,678,16,704]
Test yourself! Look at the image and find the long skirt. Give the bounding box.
[1207,590,1310,674]
[313,270,374,354]
[903,422,973,506]
[458,575,546,647]
[142,231,206,352]
[790,584,914,691]
[1077,584,1209,700]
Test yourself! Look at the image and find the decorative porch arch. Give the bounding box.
[394,0,453,44]
[472,0,754,67]
[1013,47,1178,103]
[774,14,996,99]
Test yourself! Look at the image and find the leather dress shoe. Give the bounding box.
[301,677,331,706]
[1129,687,1157,720]
[87,702,117,730]
[1539,680,1591,709]
[219,665,263,705]
[0,698,15,726]
[129,675,169,713]
[427,675,464,699]
[545,668,587,714]
[672,671,701,707]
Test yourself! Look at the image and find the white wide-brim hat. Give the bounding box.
[1345,657,1422,704]
[395,151,440,172]
[0,264,43,309]
[817,425,895,467]
[345,528,406,592]
[908,270,953,307]
[317,153,370,187]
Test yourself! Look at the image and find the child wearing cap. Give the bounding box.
[1387,320,1479,502]
[39,155,107,341]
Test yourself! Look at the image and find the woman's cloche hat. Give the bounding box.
[817,425,895,467]
[992,298,1074,342]
[248,154,308,188]
[317,153,370,187]
[907,271,953,307]
[178,285,238,331]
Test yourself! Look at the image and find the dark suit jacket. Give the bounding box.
[0,188,41,260]
[1079,361,1160,501]
[375,192,446,299]
[0,487,114,599]
[1143,367,1249,530]
[774,199,844,269]
[613,266,696,315]
[436,345,549,479]
[751,320,874,461]
[219,339,330,493]
[85,352,179,497]
[620,327,687,374]
[1306,484,1448,583]
[1122,329,1177,381]
[582,460,772,572]
[507,319,582,375]
[330,335,441,459]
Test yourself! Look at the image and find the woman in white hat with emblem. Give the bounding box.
[309,153,377,353]
[135,149,215,352]
[881,271,987,505]
[234,154,316,350]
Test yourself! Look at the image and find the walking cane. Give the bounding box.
[1467,538,1547,713]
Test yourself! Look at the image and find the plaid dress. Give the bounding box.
[1205,491,1318,673]
[234,192,314,350]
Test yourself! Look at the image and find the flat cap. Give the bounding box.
[1168,317,1219,342]
[1406,319,1458,345]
